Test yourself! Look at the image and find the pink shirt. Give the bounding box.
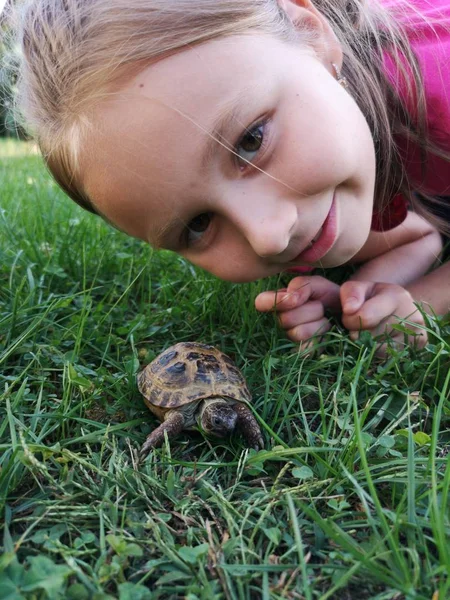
[382,0,450,196]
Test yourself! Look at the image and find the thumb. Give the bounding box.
[340,281,374,315]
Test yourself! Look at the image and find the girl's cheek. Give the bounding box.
[187,247,251,282]
[274,123,347,194]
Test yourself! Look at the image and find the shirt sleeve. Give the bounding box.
[371,193,409,231]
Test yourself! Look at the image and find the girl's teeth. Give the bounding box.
[305,227,323,249]
[312,227,323,243]
[303,227,323,252]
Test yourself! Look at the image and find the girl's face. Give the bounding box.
[83,34,376,282]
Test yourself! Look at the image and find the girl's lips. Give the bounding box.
[292,194,337,264]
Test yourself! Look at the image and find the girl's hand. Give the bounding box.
[340,281,428,354]
[255,276,341,346]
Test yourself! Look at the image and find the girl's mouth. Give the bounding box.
[292,193,338,264]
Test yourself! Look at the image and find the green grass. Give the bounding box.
[0,137,449,600]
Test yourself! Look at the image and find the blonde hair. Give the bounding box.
[8,0,450,232]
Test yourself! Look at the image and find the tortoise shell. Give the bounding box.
[137,342,251,419]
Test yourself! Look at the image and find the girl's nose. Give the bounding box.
[237,200,298,258]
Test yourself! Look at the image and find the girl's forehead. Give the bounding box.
[82,35,313,240]
[122,34,284,111]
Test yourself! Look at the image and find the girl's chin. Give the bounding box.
[319,253,356,269]
[322,235,369,267]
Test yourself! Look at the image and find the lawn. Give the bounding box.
[0,137,449,600]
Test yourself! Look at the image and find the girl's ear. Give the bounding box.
[278,0,343,69]
[278,0,315,20]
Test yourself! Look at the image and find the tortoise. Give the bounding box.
[137,342,264,457]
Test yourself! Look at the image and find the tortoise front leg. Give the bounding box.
[234,403,264,451]
[140,411,185,459]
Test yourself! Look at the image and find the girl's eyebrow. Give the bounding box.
[201,99,243,169]
[200,81,267,168]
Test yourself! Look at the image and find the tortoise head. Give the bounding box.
[200,399,237,437]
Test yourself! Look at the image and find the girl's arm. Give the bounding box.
[404,261,450,314]
[349,211,443,289]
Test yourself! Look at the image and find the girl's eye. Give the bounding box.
[185,212,212,245]
[236,122,265,166]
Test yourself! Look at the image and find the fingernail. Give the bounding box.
[344,298,358,310]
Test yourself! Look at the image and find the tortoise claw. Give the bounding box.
[139,436,156,460]
[233,403,264,451]
[139,412,185,461]
[253,434,264,451]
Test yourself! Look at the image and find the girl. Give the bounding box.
[11,0,450,353]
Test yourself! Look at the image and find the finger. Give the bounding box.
[286,317,331,343]
[341,280,375,315]
[379,315,427,346]
[342,292,401,331]
[287,275,329,299]
[388,328,428,350]
[349,316,428,348]
[297,338,320,358]
[373,328,428,357]
[287,276,314,293]
[255,290,282,312]
[288,276,341,311]
[278,301,325,330]
[255,289,308,313]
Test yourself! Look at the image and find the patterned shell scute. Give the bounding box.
[138,342,251,409]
